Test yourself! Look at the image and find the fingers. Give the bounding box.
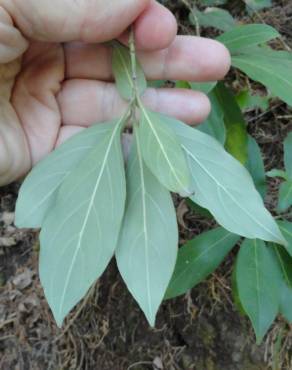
[65,36,231,82]
[57,79,211,127]
[0,6,28,63]
[1,0,147,42]
[119,0,177,51]
[12,43,64,165]
[1,0,176,51]
[0,100,31,185]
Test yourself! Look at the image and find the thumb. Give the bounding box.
[1,0,150,43]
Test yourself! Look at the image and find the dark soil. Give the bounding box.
[1,1,292,369]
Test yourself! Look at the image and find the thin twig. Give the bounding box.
[181,0,200,36]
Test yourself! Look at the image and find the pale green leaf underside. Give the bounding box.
[266,169,289,181]
[165,227,240,299]
[166,116,286,245]
[236,239,281,344]
[138,108,191,196]
[194,7,236,32]
[232,48,292,106]
[189,81,217,94]
[112,43,147,100]
[116,131,178,326]
[217,24,279,53]
[15,123,112,228]
[39,119,126,327]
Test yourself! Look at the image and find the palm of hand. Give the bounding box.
[0,0,230,185]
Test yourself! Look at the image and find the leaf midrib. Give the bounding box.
[135,130,153,321]
[232,56,292,89]
[183,145,282,242]
[58,122,122,318]
[140,107,188,193]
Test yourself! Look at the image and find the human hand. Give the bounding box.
[0,0,230,185]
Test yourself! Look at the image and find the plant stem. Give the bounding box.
[129,26,139,126]
[181,0,200,36]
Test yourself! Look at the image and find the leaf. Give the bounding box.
[277,181,292,213]
[236,239,281,344]
[116,130,178,326]
[176,80,217,95]
[148,80,166,88]
[198,91,226,145]
[214,83,248,164]
[284,132,292,179]
[236,90,269,112]
[200,0,228,5]
[246,135,267,199]
[137,107,191,196]
[231,261,247,316]
[244,0,272,11]
[165,227,240,299]
[189,81,217,94]
[15,123,112,228]
[192,7,236,32]
[39,119,126,327]
[279,283,292,322]
[112,42,147,100]
[166,115,286,245]
[278,221,292,257]
[217,24,279,53]
[266,169,289,181]
[272,245,292,323]
[231,48,292,106]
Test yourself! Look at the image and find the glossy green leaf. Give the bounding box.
[148,80,166,88]
[175,80,191,89]
[272,245,292,322]
[236,90,269,112]
[232,48,292,106]
[231,261,247,316]
[166,115,286,245]
[278,221,292,257]
[116,131,178,326]
[165,227,239,299]
[198,91,226,145]
[246,135,267,199]
[266,169,289,181]
[217,24,279,53]
[112,43,147,100]
[192,7,236,32]
[236,239,281,344]
[15,124,112,228]
[39,119,126,327]
[138,107,191,196]
[284,132,292,178]
[186,199,213,219]
[277,181,292,213]
[214,83,248,164]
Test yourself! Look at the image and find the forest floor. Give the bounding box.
[1,1,292,369]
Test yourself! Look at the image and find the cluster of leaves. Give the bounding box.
[188,0,272,31]
[15,18,292,344]
[165,19,292,343]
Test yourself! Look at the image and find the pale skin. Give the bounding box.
[0,0,231,186]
